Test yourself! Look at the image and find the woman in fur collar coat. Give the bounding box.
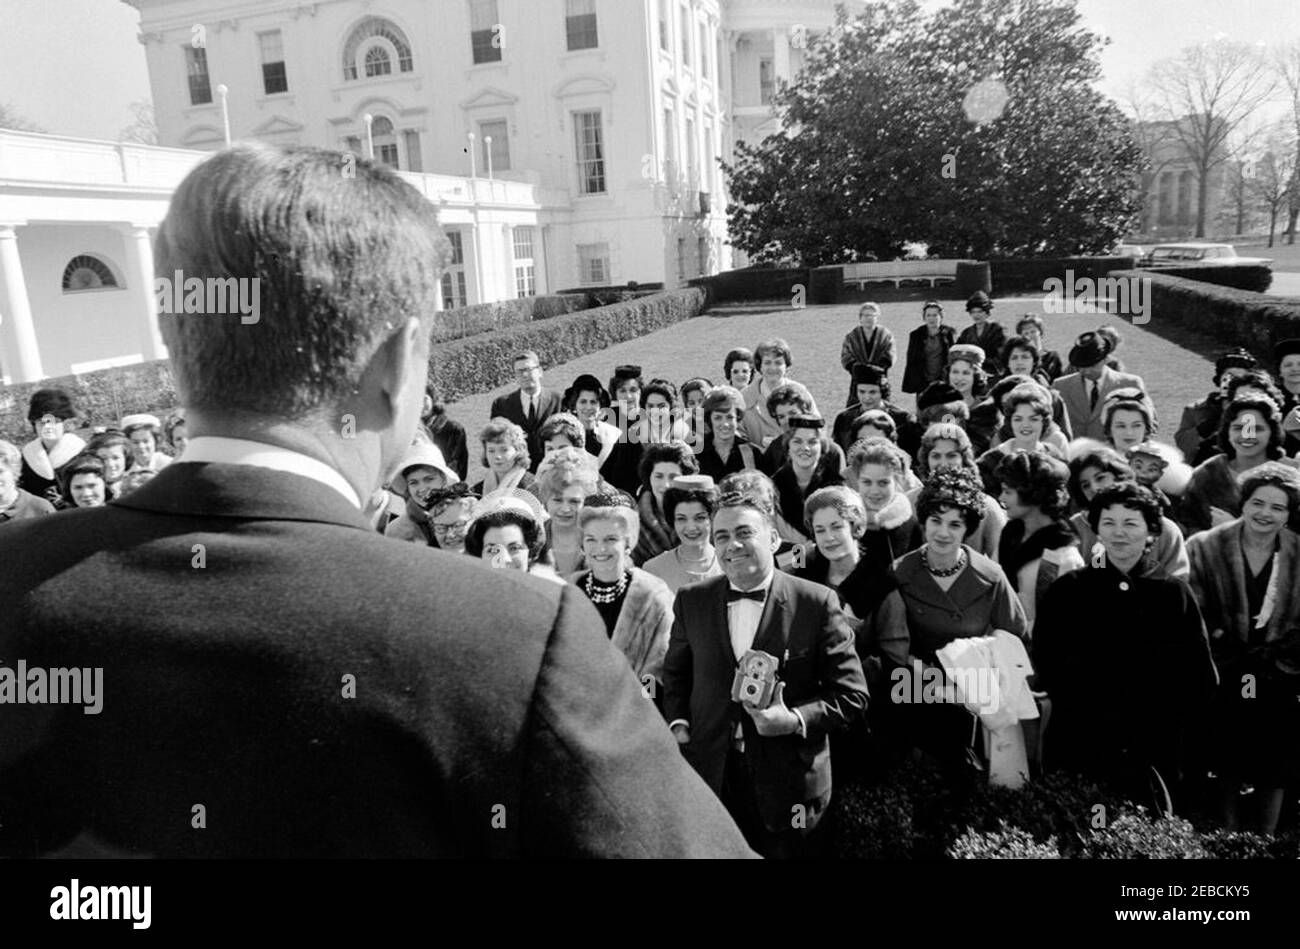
[18,388,86,507]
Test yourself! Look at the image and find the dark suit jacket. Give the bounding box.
[662,572,868,832]
[0,462,755,858]
[489,387,563,472]
[903,325,955,394]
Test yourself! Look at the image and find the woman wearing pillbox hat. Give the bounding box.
[122,413,173,474]
[771,415,844,545]
[18,388,86,507]
[958,291,1007,377]
[643,474,723,593]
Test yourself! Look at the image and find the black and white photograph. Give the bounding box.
[2,0,1300,928]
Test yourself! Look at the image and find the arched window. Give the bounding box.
[342,17,414,81]
[62,255,120,292]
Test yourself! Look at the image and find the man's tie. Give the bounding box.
[727,587,767,603]
[1088,381,1099,411]
[526,396,536,427]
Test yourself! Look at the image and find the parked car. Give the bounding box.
[1142,243,1273,266]
[1116,243,1146,261]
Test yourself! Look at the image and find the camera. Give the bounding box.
[731,649,780,710]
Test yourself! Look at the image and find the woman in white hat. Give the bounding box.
[383,443,461,546]
[464,491,564,583]
[121,414,173,474]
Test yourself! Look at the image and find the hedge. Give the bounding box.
[0,289,705,443]
[430,293,590,343]
[1118,269,1300,354]
[830,757,1298,859]
[1139,263,1273,293]
[0,360,179,447]
[688,267,811,306]
[427,288,706,402]
[989,256,1136,294]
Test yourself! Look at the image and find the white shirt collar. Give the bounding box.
[729,570,775,595]
[179,436,362,509]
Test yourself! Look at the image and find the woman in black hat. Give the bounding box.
[902,301,955,405]
[958,291,1007,378]
[563,373,622,478]
[601,365,646,496]
[771,415,844,545]
[18,388,86,507]
[1174,348,1258,466]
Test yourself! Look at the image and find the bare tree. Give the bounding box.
[1149,40,1278,237]
[1120,81,1180,235]
[1273,40,1300,243]
[118,100,159,146]
[1251,121,1299,247]
[0,102,45,133]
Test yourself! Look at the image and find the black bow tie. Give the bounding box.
[727,587,767,603]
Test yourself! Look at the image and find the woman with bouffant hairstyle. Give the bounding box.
[995,450,1083,633]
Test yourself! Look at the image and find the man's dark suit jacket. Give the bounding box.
[0,462,755,858]
[662,572,868,833]
[489,388,563,472]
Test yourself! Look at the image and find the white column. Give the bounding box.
[121,225,167,362]
[773,26,791,84]
[0,223,44,383]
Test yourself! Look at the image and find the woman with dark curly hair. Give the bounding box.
[1034,483,1217,811]
[873,466,1028,768]
[976,382,1067,496]
[909,423,1006,559]
[1101,388,1157,455]
[1187,461,1300,834]
[771,415,844,545]
[59,453,109,509]
[1014,315,1063,382]
[1067,445,1190,580]
[464,492,562,582]
[1181,396,1291,537]
[995,450,1083,632]
[632,441,698,565]
[695,385,765,481]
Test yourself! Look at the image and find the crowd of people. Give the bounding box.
[7,292,1300,854]
[5,146,1300,858]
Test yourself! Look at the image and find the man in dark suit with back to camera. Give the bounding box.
[0,143,755,859]
[490,350,562,472]
[663,489,869,858]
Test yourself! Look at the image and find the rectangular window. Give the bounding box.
[377,142,399,168]
[759,58,774,104]
[699,22,709,78]
[441,231,467,309]
[185,45,212,105]
[680,6,691,66]
[479,119,510,172]
[658,0,670,52]
[565,0,598,51]
[578,243,609,285]
[470,0,502,64]
[403,130,422,172]
[677,237,688,281]
[513,226,536,298]
[698,236,709,275]
[703,119,714,192]
[573,110,606,195]
[259,30,288,94]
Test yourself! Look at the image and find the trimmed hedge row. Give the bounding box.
[990,256,1136,294]
[428,288,706,402]
[1119,269,1300,353]
[1140,263,1273,293]
[0,290,705,444]
[0,360,179,447]
[430,293,590,343]
[688,267,810,305]
[831,758,1297,859]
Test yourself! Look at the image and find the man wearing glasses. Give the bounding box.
[490,351,563,473]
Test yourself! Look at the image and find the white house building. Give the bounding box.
[1,0,857,384]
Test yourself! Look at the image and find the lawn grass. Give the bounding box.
[446,294,1221,484]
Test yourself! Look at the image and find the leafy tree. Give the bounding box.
[724,0,1144,264]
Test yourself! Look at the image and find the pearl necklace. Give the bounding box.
[923,546,967,578]
[585,570,630,604]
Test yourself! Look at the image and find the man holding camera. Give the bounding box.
[663,490,869,857]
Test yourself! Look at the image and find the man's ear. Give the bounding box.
[768,525,781,552]
[377,317,427,416]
